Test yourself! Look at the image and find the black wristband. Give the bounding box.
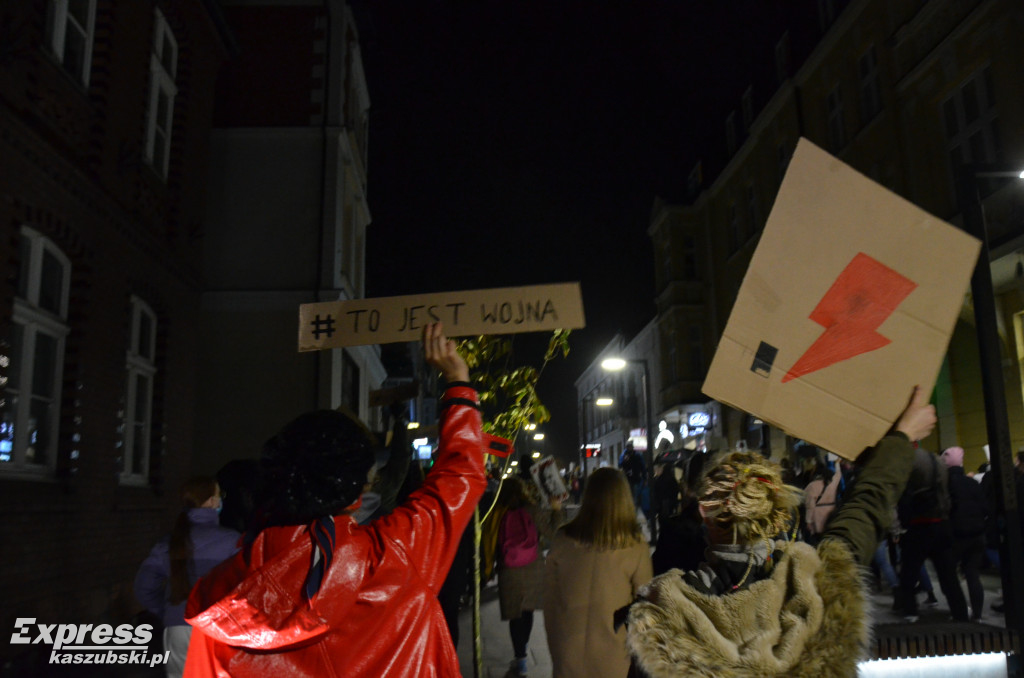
[890,430,910,442]
[444,381,474,390]
[439,396,481,411]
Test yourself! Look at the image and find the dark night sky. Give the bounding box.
[352,1,795,463]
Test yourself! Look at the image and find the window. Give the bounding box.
[818,0,839,33]
[942,66,1000,190]
[661,235,673,282]
[746,183,760,235]
[725,112,738,156]
[145,9,178,179]
[827,84,846,151]
[1,228,70,473]
[121,297,156,483]
[775,33,791,85]
[741,86,754,131]
[342,351,360,413]
[686,161,703,199]
[46,0,96,85]
[858,45,881,124]
[728,202,741,253]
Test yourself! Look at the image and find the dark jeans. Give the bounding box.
[898,521,969,620]
[952,534,986,618]
[509,610,534,659]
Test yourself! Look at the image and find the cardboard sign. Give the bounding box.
[702,138,980,460]
[298,283,585,350]
[530,456,569,504]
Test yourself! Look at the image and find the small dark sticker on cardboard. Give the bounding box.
[751,341,778,378]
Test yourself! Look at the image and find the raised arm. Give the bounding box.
[372,323,486,592]
[823,386,936,563]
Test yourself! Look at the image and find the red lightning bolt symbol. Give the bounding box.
[782,253,917,383]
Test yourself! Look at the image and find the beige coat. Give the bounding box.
[544,532,653,678]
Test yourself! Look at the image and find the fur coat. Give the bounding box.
[626,538,869,678]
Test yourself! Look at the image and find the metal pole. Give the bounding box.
[639,360,655,489]
[577,394,586,476]
[956,165,1024,636]
[472,506,482,678]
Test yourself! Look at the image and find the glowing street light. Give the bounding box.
[533,433,544,440]
[407,422,420,430]
[595,397,614,407]
[600,357,627,371]
[531,451,541,459]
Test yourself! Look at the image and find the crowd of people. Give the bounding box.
[132,323,1023,678]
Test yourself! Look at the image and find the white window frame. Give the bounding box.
[827,84,846,151]
[858,45,881,124]
[46,0,96,86]
[144,9,178,180]
[1,227,70,475]
[121,297,157,485]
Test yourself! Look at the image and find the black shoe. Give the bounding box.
[924,592,939,607]
[992,602,1005,613]
[890,587,902,612]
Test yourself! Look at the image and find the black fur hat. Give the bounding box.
[258,409,379,526]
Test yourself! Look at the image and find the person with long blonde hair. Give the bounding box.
[623,386,937,678]
[543,467,653,678]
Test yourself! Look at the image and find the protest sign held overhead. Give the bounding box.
[702,138,980,461]
[530,456,569,504]
[298,282,585,350]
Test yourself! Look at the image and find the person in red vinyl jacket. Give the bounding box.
[183,323,485,677]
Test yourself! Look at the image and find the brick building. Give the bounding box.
[0,0,230,665]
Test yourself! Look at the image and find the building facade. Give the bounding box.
[193,0,386,475]
[0,0,230,664]
[652,0,1024,470]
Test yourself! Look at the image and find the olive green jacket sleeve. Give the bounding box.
[821,433,915,564]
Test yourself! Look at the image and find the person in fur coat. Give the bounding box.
[623,386,936,678]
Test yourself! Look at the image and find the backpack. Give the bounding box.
[500,507,539,568]
[898,451,950,523]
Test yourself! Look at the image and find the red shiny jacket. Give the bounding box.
[183,386,486,677]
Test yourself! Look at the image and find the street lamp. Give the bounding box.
[955,163,1024,638]
[601,357,654,498]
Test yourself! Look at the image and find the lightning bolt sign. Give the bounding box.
[782,252,917,383]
